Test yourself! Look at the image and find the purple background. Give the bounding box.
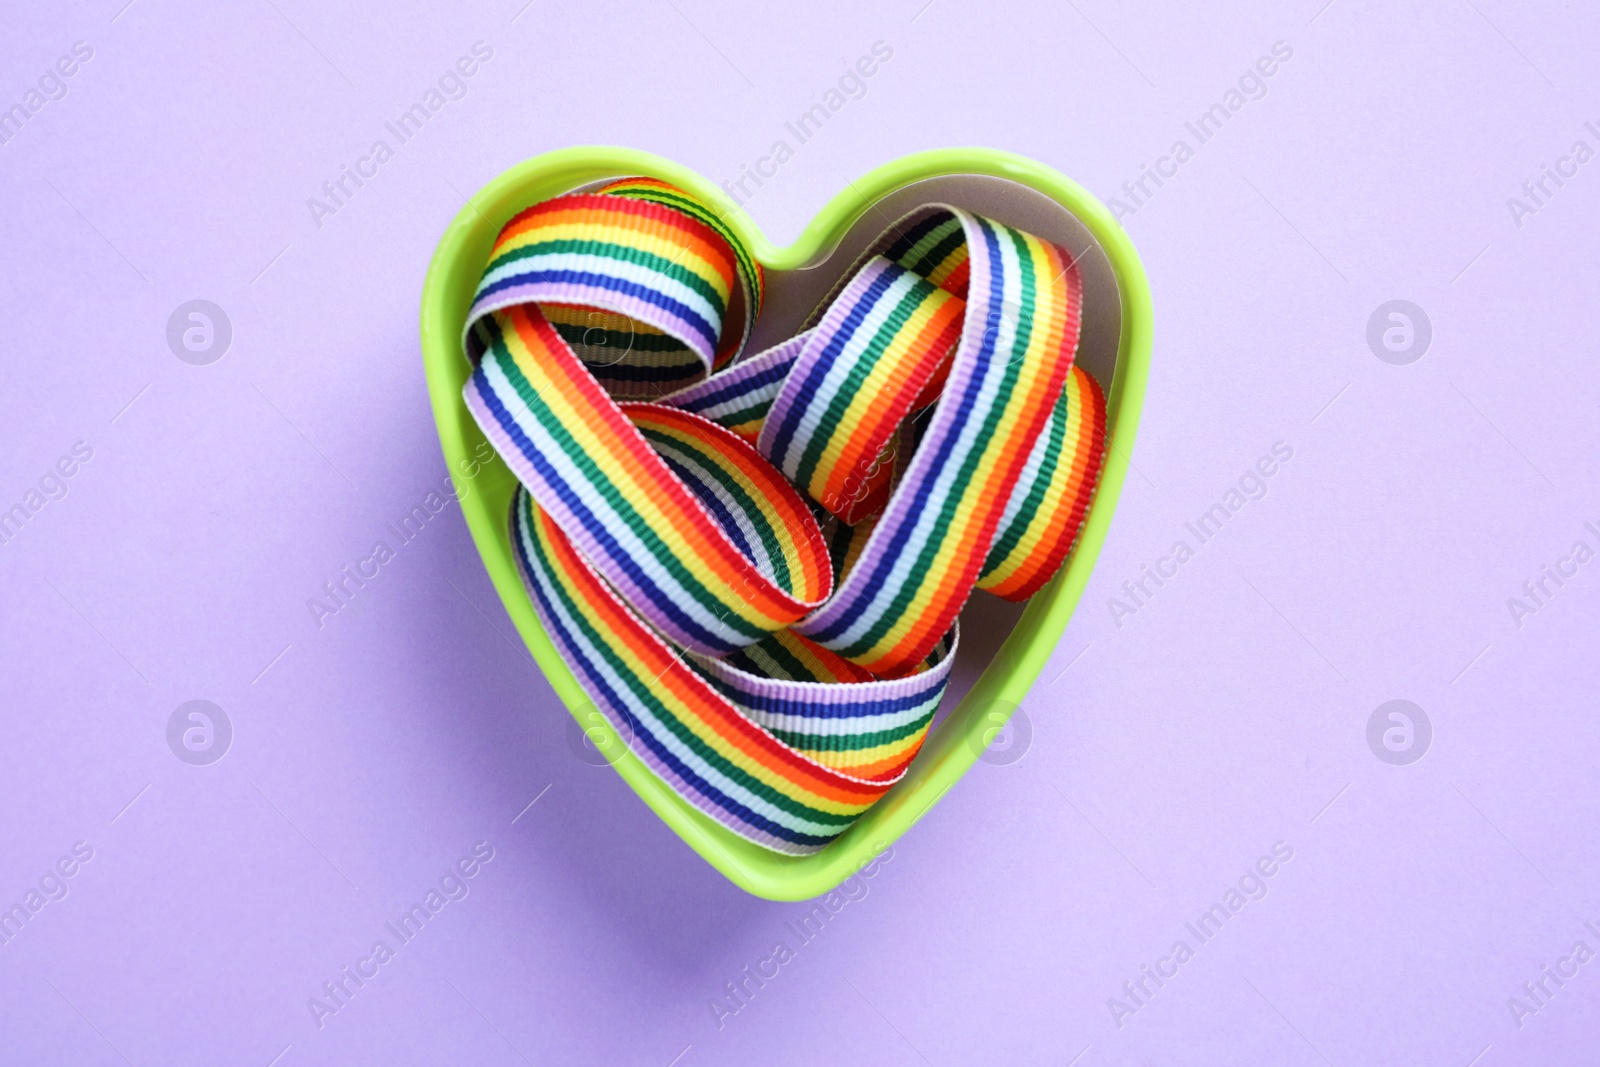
[3,0,1598,1063]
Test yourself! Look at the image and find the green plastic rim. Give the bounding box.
[420,146,1152,901]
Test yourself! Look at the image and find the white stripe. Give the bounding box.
[647,437,776,579]
[480,251,720,337]
[750,698,941,737]
[480,352,750,650]
[517,513,847,839]
[768,265,924,477]
[801,216,1032,650]
[990,394,1059,550]
[835,233,1023,639]
[668,334,806,420]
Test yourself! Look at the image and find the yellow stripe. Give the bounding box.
[638,420,816,598]
[982,371,1093,587]
[848,238,1071,664]
[806,291,951,495]
[500,318,791,629]
[803,735,929,774]
[494,219,731,306]
[924,245,968,288]
[569,554,868,816]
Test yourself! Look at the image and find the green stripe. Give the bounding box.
[592,361,703,385]
[714,647,777,681]
[639,427,795,596]
[707,644,809,685]
[791,276,936,495]
[836,222,1041,659]
[488,237,726,319]
[609,186,762,328]
[898,219,964,278]
[771,706,937,752]
[981,388,1067,578]
[488,327,768,642]
[521,503,853,829]
[747,634,823,682]
[704,398,775,430]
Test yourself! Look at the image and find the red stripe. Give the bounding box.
[505,309,812,625]
[535,508,888,805]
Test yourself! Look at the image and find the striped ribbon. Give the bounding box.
[464,177,1106,854]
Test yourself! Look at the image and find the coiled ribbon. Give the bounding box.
[463,177,1106,854]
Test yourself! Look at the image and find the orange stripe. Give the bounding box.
[508,307,812,622]
[867,254,1079,673]
[622,404,832,603]
[496,197,735,291]
[815,301,965,516]
[536,509,885,807]
[984,367,1106,600]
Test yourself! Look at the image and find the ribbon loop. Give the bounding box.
[758,255,964,524]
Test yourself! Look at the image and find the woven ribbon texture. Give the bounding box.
[462,177,1107,854]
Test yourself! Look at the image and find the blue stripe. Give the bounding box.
[512,501,830,849]
[473,353,742,656]
[702,675,944,719]
[763,264,900,469]
[475,268,718,351]
[675,353,796,413]
[805,219,1004,645]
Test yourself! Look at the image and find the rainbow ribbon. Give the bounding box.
[463,178,1106,854]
